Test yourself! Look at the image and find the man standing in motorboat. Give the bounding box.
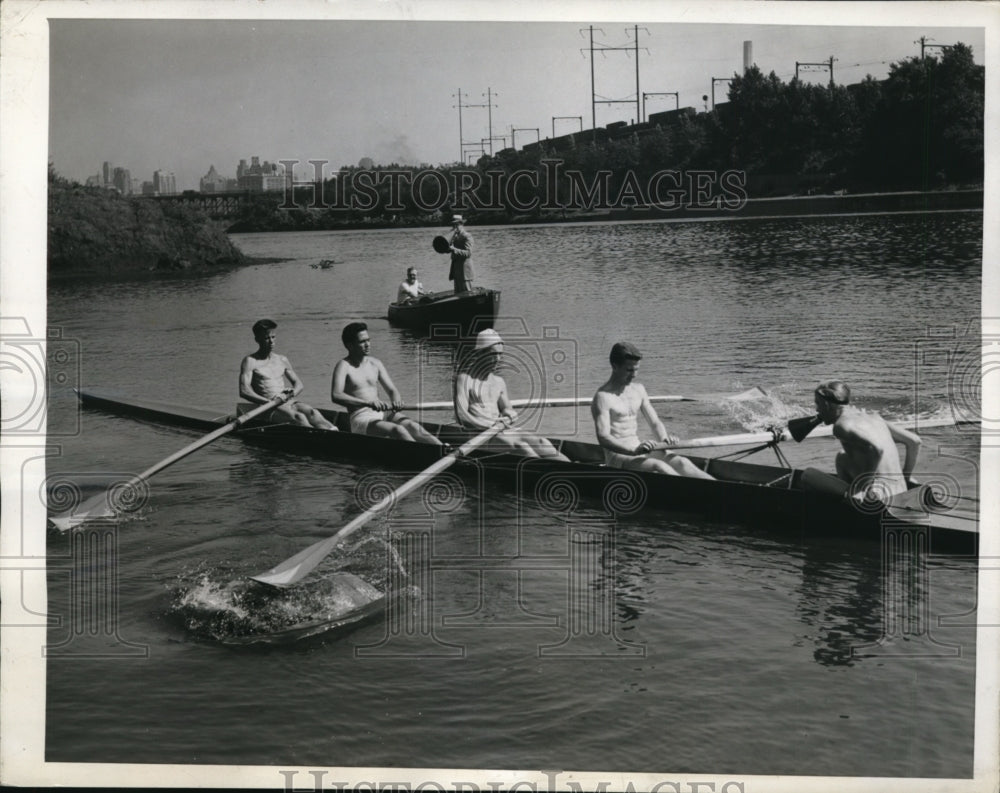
[331,321,443,445]
[239,318,337,430]
[447,214,474,293]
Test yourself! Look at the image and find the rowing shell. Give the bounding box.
[59,389,979,553]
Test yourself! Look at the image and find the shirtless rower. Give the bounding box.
[331,321,442,444]
[454,329,570,460]
[591,342,714,479]
[805,380,921,502]
[238,318,337,430]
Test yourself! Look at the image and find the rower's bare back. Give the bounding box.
[836,412,905,477]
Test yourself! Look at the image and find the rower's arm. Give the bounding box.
[496,378,516,420]
[887,422,922,480]
[282,357,304,397]
[639,388,675,444]
[376,360,404,410]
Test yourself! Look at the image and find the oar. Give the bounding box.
[400,387,769,411]
[249,421,508,588]
[652,412,976,451]
[645,415,822,451]
[49,393,291,532]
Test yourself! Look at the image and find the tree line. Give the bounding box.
[232,43,983,230]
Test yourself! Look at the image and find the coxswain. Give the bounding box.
[802,380,921,502]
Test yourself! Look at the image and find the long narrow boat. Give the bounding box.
[59,389,979,553]
[387,287,500,333]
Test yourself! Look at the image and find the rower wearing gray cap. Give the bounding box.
[454,329,569,460]
[447,214,474,293]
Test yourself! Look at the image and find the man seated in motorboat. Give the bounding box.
[396,267,427,304]
[331,321,443,445]
[453,329,569,460]
[591,341,714,479]
[800,380,921,503]
[238,318,337,430]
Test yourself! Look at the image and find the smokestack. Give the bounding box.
[743,40,753,72]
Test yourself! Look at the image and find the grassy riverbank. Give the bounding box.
[48,172,250,282]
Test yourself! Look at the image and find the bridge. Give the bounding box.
[146,191,257,220]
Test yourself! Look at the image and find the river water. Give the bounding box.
[43,211,982,780]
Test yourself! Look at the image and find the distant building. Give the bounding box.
[102,161,114,186]
[141,181,156,196]
[153,170,177,195]
[112,167,132,195]
[200,165,228,193]
[236,155,285,192]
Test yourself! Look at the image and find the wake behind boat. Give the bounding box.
[52,388,979,554]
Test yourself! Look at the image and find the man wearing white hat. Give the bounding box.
[447,214,474,293]
[454,329,570,460]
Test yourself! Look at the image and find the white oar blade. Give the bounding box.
[250,536,339,588]
[49,496,116,532]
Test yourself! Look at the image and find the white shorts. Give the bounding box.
[349,407,402,434]
[603,443,676,468]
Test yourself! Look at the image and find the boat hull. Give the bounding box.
[67,389,978,554]
[387,288,500,333]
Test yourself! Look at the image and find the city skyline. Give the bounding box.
[48,13,986,192]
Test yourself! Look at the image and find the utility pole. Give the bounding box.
[711,78,732,110]
[453,89,467,164]
[642,91,679,122]
[455,88,498,160]
[794,57,837,87]
[917,36,952,59]
[552,116,583,138]
[583,25,648,139]
[511,128,540,150]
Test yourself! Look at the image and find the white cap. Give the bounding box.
[451,214,464,224]
[475,328,503,351]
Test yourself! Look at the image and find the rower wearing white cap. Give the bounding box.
[447,214,474,293]
[454,329,570,460]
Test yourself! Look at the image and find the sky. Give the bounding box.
[47,10,987,191]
